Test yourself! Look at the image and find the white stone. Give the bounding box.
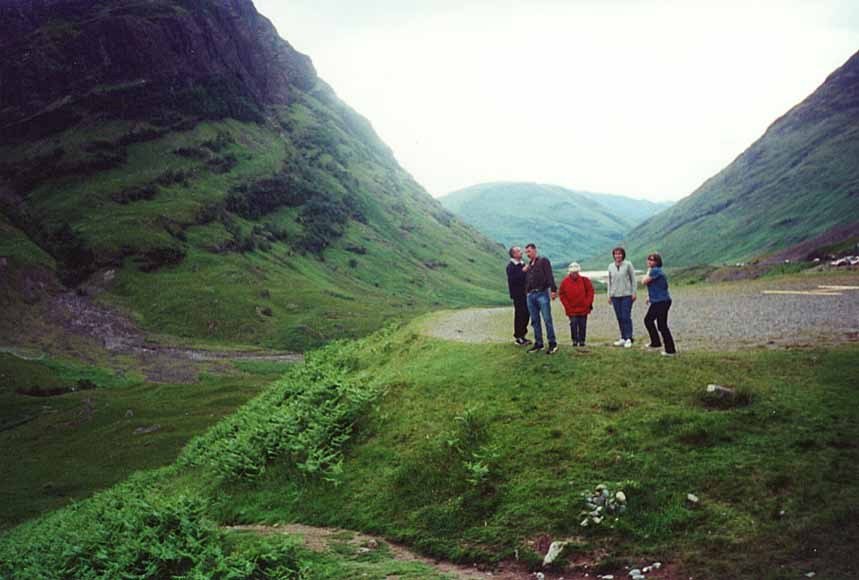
[615,491,627,503]
[542,541,567,567]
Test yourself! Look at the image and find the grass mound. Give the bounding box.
[2,325,857,579]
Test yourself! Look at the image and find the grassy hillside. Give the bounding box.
[3,322,856,579]
[0,0,506,351]
[439,182,667,266]
[626,50,859,266]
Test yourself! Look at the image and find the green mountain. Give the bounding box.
[0,0,506,350]
[439,182,669,265]
[625,49,859,266]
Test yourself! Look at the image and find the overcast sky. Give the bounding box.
[254,0,859,202]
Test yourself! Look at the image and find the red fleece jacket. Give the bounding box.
[559,274,594,316]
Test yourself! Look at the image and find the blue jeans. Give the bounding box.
[611,295,634,340]
[527,290,556,346]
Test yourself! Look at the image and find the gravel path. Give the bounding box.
[423,273,859,350]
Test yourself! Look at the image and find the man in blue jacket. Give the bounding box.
[506,246,531,345]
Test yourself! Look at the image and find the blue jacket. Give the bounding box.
[646,267,671,303]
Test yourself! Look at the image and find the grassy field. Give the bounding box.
[2,318,856,578]
[0,352,291,530]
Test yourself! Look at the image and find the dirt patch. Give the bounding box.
[37,290,303,383]
[225,523,499,579]
[762,221,859,264]
[223,524,684,580]
[48,291,143,352]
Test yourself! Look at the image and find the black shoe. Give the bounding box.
[546,344,559,355]
[520,338,532,346]
[527,344,543,353]
[514,337,526,345]
[647,343,662,349]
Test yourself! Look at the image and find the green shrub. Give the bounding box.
[179,341,381,483]
[0,468,311,578]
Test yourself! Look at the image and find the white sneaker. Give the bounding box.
[613,339,626,347]
[660,351,676,357]
[623,339,633,349]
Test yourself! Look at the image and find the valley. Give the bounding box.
[1,0,858,578]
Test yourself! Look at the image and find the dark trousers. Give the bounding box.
[644,300,676,353]
[569,315,587,344]
[512,295,529,339]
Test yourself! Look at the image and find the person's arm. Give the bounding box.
[607,266,613,304]
[585,278,594,310]
[643,266,662,286]
[506,264,517,298]
[545,259,558,297]
[627,262,637,300]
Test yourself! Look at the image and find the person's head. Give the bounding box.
[612,247,626,263]
[525,243,537,260]
[646,253,663,268]
[567,262,581,278]
[509,246,522,261]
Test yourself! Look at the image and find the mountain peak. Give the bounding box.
[0,0,316,133]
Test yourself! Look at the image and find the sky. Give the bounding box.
[254,0,859,202]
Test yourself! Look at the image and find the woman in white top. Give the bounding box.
[607,247,637,348]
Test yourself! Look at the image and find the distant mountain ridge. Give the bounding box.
[625,49,859,265]
[439,182,670,265]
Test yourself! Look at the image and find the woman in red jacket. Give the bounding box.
[558,262,595,347]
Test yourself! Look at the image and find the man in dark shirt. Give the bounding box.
[506,246,531,346]
[524,243,558,354]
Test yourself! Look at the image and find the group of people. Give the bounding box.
[506,244,676,356]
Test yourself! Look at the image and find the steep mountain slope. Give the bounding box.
[439,182,667,265]
[0,0,506,350]
[626,50,859,266]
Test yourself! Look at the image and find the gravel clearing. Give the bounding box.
[423,273,859,350]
